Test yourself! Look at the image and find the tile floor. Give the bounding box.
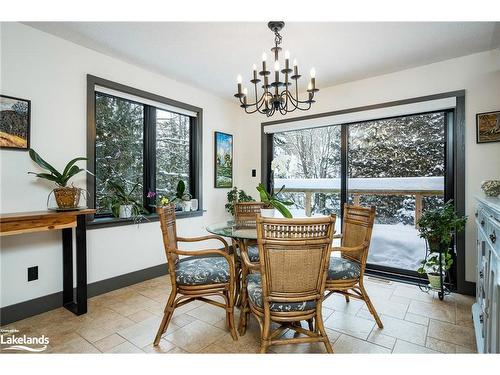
[0,275,477,354]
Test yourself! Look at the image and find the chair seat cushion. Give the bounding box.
[175,256,230,286]
[246,273,316,312]
[327,257,361,280]
[236,244,260,263]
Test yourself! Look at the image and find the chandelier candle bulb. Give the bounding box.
[285,51,290,70]
[293,59,298,76]
[243,88,248,106]
[237,74,242,95]
[252,64,257,80]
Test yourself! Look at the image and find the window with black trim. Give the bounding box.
[87,75,202,222]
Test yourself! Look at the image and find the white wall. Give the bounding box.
[0,23,245,307]
[236,49,500,283]
[1,23,499,309]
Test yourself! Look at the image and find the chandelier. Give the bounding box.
[234,21,318,117]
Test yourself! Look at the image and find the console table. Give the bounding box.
[0,209,95,316]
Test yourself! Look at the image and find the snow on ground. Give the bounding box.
[288,209,425,271]
[368,223,426,271]
[274,177,444,192]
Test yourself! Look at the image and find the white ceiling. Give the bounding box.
[26,22,500,99]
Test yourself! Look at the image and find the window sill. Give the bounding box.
[87,209,205,230]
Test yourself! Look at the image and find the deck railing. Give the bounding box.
[274,177,444,227]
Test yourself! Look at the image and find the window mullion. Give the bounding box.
[144,106,157,213]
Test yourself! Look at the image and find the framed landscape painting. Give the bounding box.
[214,131,233,188]
[0,95,31,150]
[476,110,500,144]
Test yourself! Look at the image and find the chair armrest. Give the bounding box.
[332,241,368,253]
[177,235,229,252]
[240,249,260,271]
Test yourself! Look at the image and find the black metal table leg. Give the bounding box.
[62,227,73,306]
[63,214,88,315]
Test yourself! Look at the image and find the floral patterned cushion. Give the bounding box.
[327,257,361,280]
[246,273,316,312]
[236,245,260,263]
[175,256,230,285]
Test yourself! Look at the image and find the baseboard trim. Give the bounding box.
[0,263,168,326]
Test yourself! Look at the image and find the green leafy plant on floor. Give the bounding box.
[225,187,255,215]
[256,183,293,218]
[417,200,467,251]
[416,200,467,281]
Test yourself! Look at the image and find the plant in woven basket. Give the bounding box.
[28,148,87,208]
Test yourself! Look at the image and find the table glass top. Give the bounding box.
[206,220,257,240]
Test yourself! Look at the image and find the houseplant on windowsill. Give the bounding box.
[256,183,293,218]
[28,148,88,209]
[171,180,192,211]
[416,200,467,289]
[104,180,147,222]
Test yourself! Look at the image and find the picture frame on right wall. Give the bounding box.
[476,110,500,144]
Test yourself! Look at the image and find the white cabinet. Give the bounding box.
[473,196,500,353]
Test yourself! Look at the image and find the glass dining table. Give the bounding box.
[206,220,257,240]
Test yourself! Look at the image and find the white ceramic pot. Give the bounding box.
[119,204,133,219]
[427,273,443,290]
[183,200,192,211]
[260,208,276,218]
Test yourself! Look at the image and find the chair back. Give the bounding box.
[157,204,179,275]
[341,204,376,265]
[256,215,336,307]
[234,202,266,228]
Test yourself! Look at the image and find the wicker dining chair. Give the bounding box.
[243,214,337,353]
[325,204,383,328]
[232,202,266,305]
[153,204,238,345]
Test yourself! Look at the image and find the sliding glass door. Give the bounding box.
[272,125,342,232]
[269,110,451,279]
[347,112,446,275]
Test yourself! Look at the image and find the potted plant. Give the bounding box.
[171,180,192,211]
[28,149,88,209]
[225,187,255,215]
[417,252,454,289]
[256,183,293,218]
[104,180,146,222]
[416,200,467,288]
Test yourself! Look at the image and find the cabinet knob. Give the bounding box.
[490,231,496,244]
[481,219,485,226]
[480,313,484,323]
[479,271,484,278]
[475,211,478,217]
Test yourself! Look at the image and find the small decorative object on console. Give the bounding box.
[481,180,500,197]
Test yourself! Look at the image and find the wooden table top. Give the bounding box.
[0,209,96,223]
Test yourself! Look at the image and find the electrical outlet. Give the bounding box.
[252,169,256,177]
[28,266,38,282]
